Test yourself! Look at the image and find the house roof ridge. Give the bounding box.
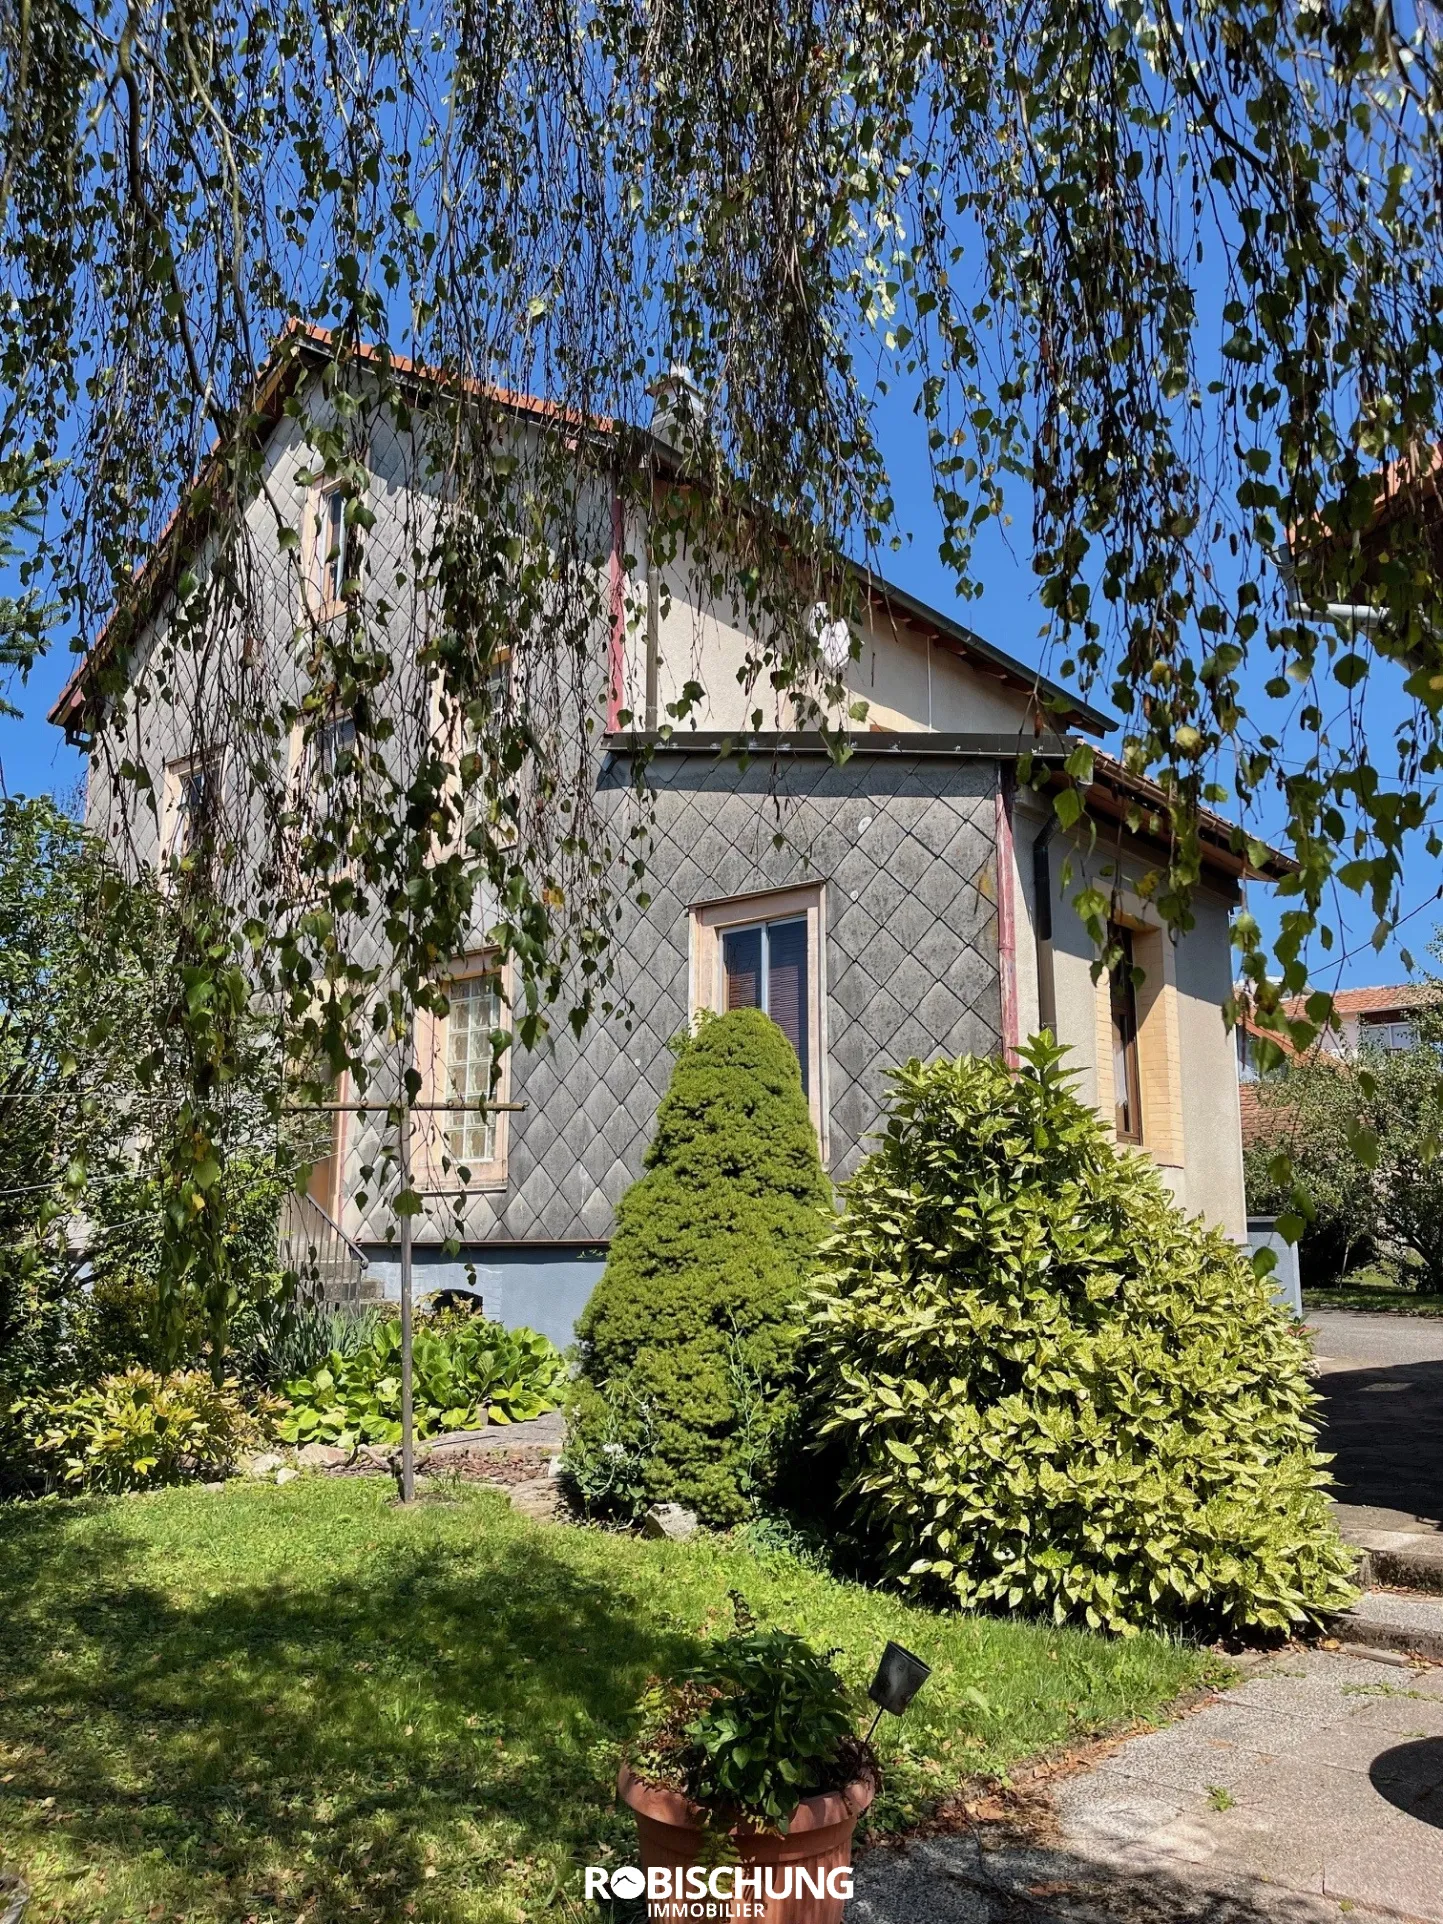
[49,323,1118,746]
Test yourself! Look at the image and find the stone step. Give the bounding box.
[1337,1586,1443,1661]
[1332,1501,1443,1594]
[1357,1538,1443,1593]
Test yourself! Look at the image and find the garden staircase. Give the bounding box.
[277,1191,377,1305]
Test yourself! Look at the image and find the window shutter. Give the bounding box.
[766,919,809,1094]
[723,927,763,1010]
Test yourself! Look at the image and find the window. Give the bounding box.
[444,970,503,1168]
[1236,1024,1257,1083]
[1362,1017,1416,1052]
[721,918,810,1094]
[308,484,357,614]
[162,755,216,870]
[484,645,512,716]
[1236,1025,1289,1083]
[691,883,828,1156]
[1109,924,1143,1144]
[312,712,357,780]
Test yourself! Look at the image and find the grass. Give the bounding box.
[1303,1270,1443,1316]
[0,1478,1216,1924]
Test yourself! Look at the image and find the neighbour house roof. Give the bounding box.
[1237,985,1437,1147]
[1297,983,1433,1020]
[1243,982,1432,1053]
[1238,1080,1268,1148]
[1288,445,1443,623]
[48,323,1112,745]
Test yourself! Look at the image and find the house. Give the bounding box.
[1237,983,1432,1147]
[51,328,1290,1345]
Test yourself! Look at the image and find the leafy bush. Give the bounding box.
[12,1367,261,1492]
[571,1009,832,1526]
[234,1294,384,1391]
[808,1037,1358,1637]
[276,1314,564,1448]
[1243,1063,1383,1287]
[630,1600,873,1831]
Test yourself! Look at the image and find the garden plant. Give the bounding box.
[569,1008,833,1525]
[809,1035,1358,1637]
[10,1367,262,1493]
[277,1311,565,1448]
[628,1597,875,1833]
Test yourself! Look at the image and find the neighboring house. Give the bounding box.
[1237,984,1431,1147]
[51,328,1291,1345]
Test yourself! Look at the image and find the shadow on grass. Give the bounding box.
[0,1490,703,1922]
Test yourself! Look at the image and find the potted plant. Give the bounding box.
[618,1603,878,1923]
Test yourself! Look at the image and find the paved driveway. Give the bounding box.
[1306,1308,1443,1370]
[1306,1310,1443,1528]
[853,1647,1443,1924]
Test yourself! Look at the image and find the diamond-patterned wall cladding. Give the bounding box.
[350,749,1003,1248]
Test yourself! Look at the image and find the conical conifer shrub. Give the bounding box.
[570,1008,832,1525]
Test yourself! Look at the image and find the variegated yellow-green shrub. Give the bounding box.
[807,1037,1357,1636]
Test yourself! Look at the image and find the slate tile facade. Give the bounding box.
[353,745,1004,1252]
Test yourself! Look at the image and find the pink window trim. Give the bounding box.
[606,488,625,731]
[995,772,1020,1068]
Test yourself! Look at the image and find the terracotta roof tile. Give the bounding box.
[1289,983,1432,1019]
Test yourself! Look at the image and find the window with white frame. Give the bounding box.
[1362,1017,1417,1052]
[691,883,828,1156]
[444,970,503,1167]
[162,755,217,869]
[310,484,355,612]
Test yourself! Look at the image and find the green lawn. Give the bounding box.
[1304,1273,1443,1316]
[0,1478,1215,1924]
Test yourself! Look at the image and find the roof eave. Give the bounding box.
[1070,758,1297,884]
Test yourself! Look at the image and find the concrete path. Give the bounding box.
[854,1647,1443,1924]
[1307,1308,1443,1372]
[1307,1310,1443,1587]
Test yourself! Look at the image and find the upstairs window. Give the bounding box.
[162,755,218,871]
[313,712,357,780]
[309,483,358,615]
[1362,1017,1416,1052]
[1109,923,1143,1144]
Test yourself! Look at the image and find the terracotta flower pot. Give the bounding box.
[618,1763,875,1924]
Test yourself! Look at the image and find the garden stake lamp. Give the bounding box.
[865,1641,932,1743]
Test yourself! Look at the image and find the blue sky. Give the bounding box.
[4,354,1436,993]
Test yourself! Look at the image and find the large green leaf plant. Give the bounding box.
[278,1315,564,1448]
[808,1036,1358,1638]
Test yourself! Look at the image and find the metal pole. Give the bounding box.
[398,1068,416,1505]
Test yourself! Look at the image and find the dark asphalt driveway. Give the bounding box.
[1307,1309,1443,1528]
